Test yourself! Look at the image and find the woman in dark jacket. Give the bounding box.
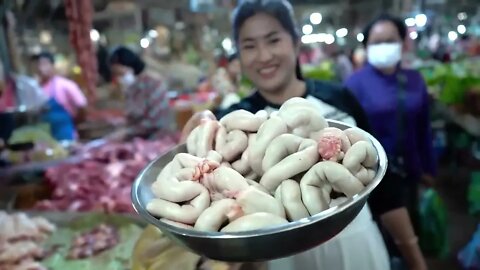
[181,1,426,269]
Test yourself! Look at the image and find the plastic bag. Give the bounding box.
[418,188,449,258]
[14,74,49,109]
[131,225,201,270]
[131,225,239,270]
[458,224,480,269]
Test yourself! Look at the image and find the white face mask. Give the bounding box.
[118,72,136,89]
[367,42,402,69]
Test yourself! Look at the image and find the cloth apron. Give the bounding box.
[268,204,390,270]
[40,79,75,141]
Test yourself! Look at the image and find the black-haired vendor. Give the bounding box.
[106,46,174,141]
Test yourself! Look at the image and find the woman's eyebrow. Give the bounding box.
[241,31,279,43]
[264,31,279,39]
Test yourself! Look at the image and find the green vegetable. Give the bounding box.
[420,59,480,105]
[302,61,336,81]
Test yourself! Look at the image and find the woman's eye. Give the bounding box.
[269,38,280,44]
[242,44,255,50]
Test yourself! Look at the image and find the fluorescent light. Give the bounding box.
[148,29,158,38]
[325,34,335,45]
[458,12,467,21]
[301,35,314,44]
[448,31,458,41]
[140,38,150,48]
[409,31,418,40]
[415,14,427,27]
[90,29,100,42]
[335,28,348,38]
[301,33,327,44]
[302,24,313,35]
[357,33,364,42]
[457,25,466,34]
[405,18,416,27]
[222,38,233,51]
[310,13,322,25]
[39,30,52,44]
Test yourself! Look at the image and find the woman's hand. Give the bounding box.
[408,254,428,270]
[411,262,428,270]
[179,110,217,144]
[381,208,428,270]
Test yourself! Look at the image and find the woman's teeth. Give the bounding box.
[259,66,277,75]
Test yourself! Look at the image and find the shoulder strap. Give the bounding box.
[395,72,408,161]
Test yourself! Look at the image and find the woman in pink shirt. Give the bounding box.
[0,59,75,141]
[31,52,88,123]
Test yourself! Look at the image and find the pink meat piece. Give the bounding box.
[318,135,342,161]
[35,138,176,213]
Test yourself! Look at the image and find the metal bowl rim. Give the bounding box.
[131,119,388,239]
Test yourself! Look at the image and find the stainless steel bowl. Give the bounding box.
[131,120,388,262]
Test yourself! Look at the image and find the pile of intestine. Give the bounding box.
[146,97,379,233]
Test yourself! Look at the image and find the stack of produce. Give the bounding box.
[146,97,380,232]
[35,138,177,213]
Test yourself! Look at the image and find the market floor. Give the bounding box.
[426,165,477,270]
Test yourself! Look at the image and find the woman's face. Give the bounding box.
[366,21,404,70]
[238,13,298,93]
[110,63,132,79]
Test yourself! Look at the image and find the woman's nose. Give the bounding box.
[257,45,273,62]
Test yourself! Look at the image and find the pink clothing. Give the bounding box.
[41,76,87,116]
[0,80,16,111]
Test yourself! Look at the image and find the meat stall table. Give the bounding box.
[0,211,266,270]
[0,140,108,210]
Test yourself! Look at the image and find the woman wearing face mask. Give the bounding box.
[345,14,436,262]
[107,46,174,141]
[180,1,426,270]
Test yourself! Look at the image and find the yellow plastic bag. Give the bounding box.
[131,225,201,270]
[132,225,244,270]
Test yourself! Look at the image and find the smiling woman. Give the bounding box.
[232,0,304,105]
[177,1,427,269]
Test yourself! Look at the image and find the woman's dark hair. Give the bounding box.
[362,13,407,47]
[227,52,238,63]
[31,51,55,64]
[232,0,303,80]
[109,46,145,75]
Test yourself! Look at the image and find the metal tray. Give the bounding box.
[131,120,388,262]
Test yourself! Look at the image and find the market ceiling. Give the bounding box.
[4,0,479,30]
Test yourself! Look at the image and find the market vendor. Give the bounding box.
[0,60,43,142]
[107,46,174,141]
[0,59,76,142]
[180,1,427,270]
[345,13,436,226]
[31,52,88,124]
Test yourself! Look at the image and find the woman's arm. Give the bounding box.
[381,209,428,270]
